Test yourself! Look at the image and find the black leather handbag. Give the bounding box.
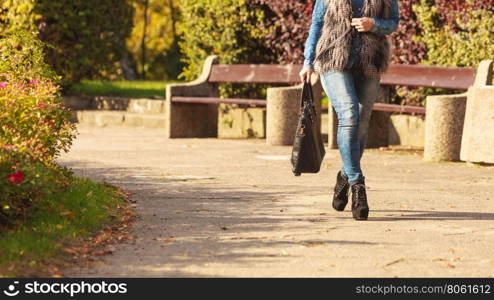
[291,81,326,176]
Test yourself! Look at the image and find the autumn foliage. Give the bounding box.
[0,30,76,225]
[257,0,314,64]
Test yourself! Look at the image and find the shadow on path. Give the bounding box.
[333,209,494,222]
[61,159,388,277]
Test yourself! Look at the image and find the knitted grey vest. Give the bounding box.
[313,0,392,78]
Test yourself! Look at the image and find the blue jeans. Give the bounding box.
[319,69,380,186]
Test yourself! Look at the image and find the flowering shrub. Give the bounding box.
[0,30,76,225]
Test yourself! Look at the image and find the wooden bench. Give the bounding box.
[377,64,476,114]
[165,55,477,143]
[328,64,476,148]
[165,55,323,139]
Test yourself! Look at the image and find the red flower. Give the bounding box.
[36,102,47,109]
[0,82,7,88]
[28,79,39,85]
[0,144,15,151]
[7,170,24,184]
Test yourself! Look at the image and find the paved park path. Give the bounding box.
[58,125,494,277]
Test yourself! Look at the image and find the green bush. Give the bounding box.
[391,0,494,106]
[0,0,135,88]
[178,0,272,80]
[414,0,494,68]
[0,30,76,225]
[178,0,278,98]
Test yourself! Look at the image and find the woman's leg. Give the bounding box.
[354,72,380,159]
[319,70,363,186]
[320,70,380,184]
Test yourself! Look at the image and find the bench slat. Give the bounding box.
[209,64,302,84]
[380,64,476,89]
[172,96,266,107]
[209,63,476,90]
[173,96,425,114]
[373,103,426,114]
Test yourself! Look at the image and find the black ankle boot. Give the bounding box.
[332,171,350,211]
[351,180,369,220]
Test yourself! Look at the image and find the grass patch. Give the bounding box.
[67,80,181,99]
[0,176,130,277]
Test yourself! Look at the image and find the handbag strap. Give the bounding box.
[301,81,317,117]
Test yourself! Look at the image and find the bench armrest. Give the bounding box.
[473,60,493,87]
[166,55,219,100]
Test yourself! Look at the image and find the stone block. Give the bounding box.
[127,99,166,114]
[93,96,129,110]
[74,111,96,125]
[389,114,425,148]
[460,86,494,163]
[165,56,220,138]
[63,95,93,110]
[95,112,125,127]
[460,59,494,163]
[75,111,125,127]
[123,113,144,127]
[218,104,266,138]
[124,114,167,128]
[366,111,390,148]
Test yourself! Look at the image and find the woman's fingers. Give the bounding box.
[299,70,306,83]
[306,69,313,83]
[299,68,313,83]
[351,18,364,32]
[351,17,374,32]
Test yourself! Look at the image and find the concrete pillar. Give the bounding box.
[266,77,322,146]
[424,94,468,161]
[460,59,494,163]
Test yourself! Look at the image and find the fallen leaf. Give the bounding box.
[432,258,448,262]
[91,249,113,256]
[445,263,456,269]
[384,258,406,267]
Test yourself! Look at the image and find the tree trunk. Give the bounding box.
[141,0,149,79]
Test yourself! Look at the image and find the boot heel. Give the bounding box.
[332,171,349,211]
[353,207,369,220]
[351,181,369,221]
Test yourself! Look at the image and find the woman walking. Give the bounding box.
[299,0,399,220]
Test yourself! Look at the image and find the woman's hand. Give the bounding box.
[299,66,313,83]
[351,17,375,32]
